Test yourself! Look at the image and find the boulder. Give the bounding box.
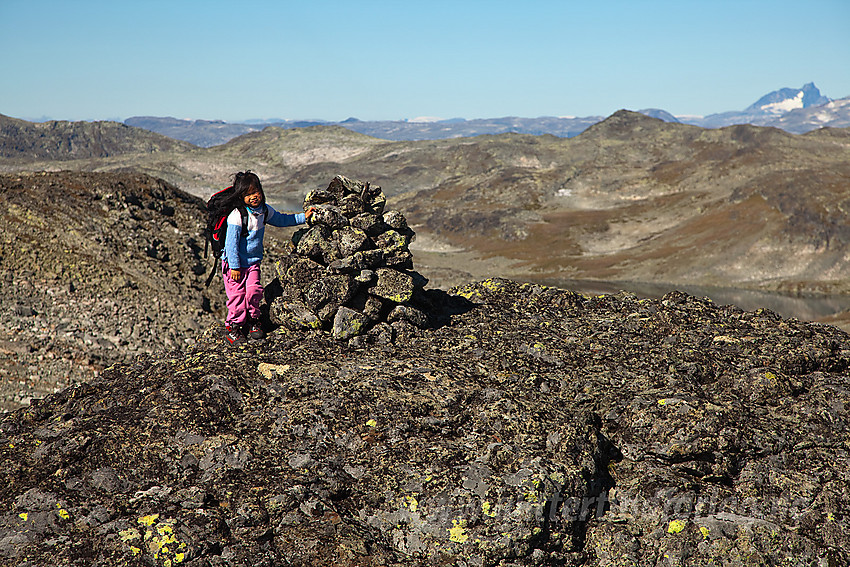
[371,268,414,304]
[334,226,369,258]
[332,306,370,340]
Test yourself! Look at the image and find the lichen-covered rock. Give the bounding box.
[370,268,414,304]
[348,290,386,322]
[353,249,384,270]
[332,306,370,340]
[303,274,357,314]
[308,204,349,230]
[334,226,369,258]
[383,210,409,231]
[375,229,410,254]
[269,300,321,330]
[294,225,333,260]
[4,279,850,566]
[350,212,385,236]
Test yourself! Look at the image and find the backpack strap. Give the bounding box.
[240,207,249,237]
[204,262,217,287]
[204,206,254,288]
[238,205,267,234]
[204,208,245,287]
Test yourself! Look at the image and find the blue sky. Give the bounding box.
[2,0,848,122]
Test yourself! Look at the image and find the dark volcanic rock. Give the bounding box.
[1,279,849,565]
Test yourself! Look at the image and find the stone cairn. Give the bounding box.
[268,175,430,343]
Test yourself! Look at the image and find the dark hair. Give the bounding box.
[233,170,265,208]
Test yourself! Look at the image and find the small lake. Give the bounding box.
[535,279,850,322]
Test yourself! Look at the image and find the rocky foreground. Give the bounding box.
[1,277,849,566]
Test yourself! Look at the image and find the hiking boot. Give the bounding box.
[224,324,246,346]
[247,320,265,340]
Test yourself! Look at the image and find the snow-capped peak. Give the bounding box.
[760,91,805,114]
[746,82,831,115]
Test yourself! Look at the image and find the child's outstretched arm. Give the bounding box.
[265,205,314,227]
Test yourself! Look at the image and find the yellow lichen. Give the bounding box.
[667,519,686,534]
[482,501,496,517]
[524,482,541,503]
[57,507,70,520]
[449,519,469,543]
[404,495,419,513]
[366,418,378,427]
[139,513,160,526]
[18,512,27,522]
[132,516,186,566]
[700,526,710,539]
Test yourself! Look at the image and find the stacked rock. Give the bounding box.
[268,175,430,343]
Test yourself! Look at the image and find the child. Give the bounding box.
[221,171,313,345]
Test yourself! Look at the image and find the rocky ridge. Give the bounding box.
[1,276,849,565]
[0,172,236,411]
[0,114,195,161]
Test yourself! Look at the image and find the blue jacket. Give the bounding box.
[224,205,305,268]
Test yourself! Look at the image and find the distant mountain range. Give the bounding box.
[683,82,838,129]
[121,83,848,147]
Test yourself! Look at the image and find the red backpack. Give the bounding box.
[203,187,265,286]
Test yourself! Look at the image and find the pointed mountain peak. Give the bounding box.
[746,83,831,115]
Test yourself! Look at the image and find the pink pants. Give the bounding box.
[222,260,263,327]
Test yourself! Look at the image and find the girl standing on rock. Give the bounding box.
[222,171,313,345]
